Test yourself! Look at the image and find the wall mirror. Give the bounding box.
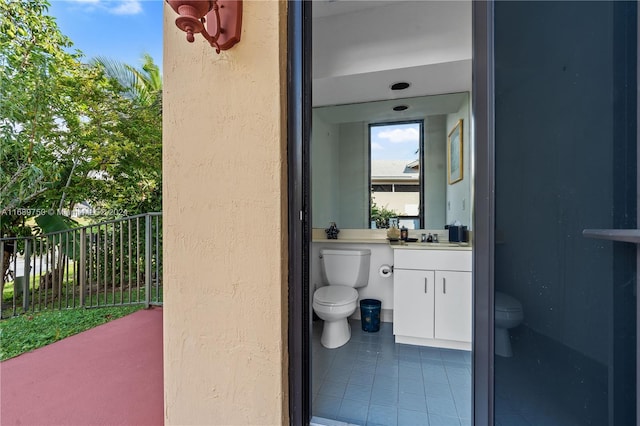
[312,92,471,230]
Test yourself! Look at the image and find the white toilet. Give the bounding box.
[495,291,524,357]
[313,248,371,349]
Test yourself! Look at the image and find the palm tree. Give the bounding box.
[92,53,162,108]
[89,53,163,215]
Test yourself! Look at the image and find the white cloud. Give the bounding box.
[377,127,419,144]
[109,0,143,15]
[68,0,143,15]
[371,142,384,151]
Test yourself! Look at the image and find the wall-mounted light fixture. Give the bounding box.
[166,0,242,54]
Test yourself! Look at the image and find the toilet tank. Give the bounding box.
[320,248,371,288]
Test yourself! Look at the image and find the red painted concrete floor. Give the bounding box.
[1,307,164,426]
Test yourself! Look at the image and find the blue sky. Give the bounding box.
[370,123,420,161]
[48,0,163,70]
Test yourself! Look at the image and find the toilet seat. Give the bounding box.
[495,291,522,313]
[314,286,358,307]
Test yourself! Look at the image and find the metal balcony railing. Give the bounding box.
[1,213,162,319]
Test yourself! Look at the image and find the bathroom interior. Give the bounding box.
[310,2,474,425]
[309,1,636,426]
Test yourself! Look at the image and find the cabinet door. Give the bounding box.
[393,269,434,339]
[434,271,472,342]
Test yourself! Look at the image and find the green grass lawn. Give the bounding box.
[0,305,144,361]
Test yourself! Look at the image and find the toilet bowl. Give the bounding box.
[495,291,523,357]
[313,248,371,349]
[313,285,359,348]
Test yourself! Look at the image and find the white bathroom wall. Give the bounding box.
[423,115,447,228]
[446,94,471,227]
[310,242,395,321]
[338,122,369,228]
[311,118,369,230]
[312,111,340,227]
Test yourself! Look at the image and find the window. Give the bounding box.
[370,121,423,228]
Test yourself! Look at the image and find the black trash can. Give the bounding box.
[360,299,381,332]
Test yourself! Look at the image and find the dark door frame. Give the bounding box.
[287,1,312,425]
[472,1,494,425]
[287,1,496,425]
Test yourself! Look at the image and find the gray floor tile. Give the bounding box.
[326,367,355,384]
[345,383,373,403]
[427,413,461,426]
[419,347,442,361]
[320,380,348,398]
[454,399,471,419]
[338,398,369,425]
[439,349,467,364]
[422,368,450,385]
[398,408,430,426]
[314,394,343,419]
[399,365,422,379]
[426,396,457,417]
[353,360,378,375]
[399,376,425,396]
[373,376,399,391]
[398,391,427,412]
[349,370,376,386]
[367,404,398,426]
[376,364,399,379]
[370,386,399,406]
[313,320,469,426]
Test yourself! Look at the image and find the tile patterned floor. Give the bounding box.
[312,320,471,426]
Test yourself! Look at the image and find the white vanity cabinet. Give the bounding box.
[393,248,472,350]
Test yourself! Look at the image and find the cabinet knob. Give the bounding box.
[443,277,447,294]
[424,277,427,293]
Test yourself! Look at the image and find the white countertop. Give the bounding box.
[390,242,471,251]
[311,228,472,250]
[312,238,390,244]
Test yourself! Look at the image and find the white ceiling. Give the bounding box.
[312,0,472,108]
[312,0,399,19]
[314,92,468,124]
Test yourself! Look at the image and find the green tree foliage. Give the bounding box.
[0,0,162,231]
[0,0,162,301]
[91,54,162,216]
[370,199,398,229]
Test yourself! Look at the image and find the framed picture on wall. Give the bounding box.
[448,119,463,184]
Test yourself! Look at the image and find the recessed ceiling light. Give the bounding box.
[390,82,411,91]
[393,105,409,112]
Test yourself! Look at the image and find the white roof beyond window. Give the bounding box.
[371,160,419,182]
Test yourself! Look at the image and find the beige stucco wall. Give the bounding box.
[162,1,288,424]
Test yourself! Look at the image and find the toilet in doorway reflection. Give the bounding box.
[495,291,524,357]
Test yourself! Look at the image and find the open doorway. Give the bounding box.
[309,2,472,425]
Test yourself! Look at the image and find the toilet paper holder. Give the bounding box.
[378,264,393,277]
